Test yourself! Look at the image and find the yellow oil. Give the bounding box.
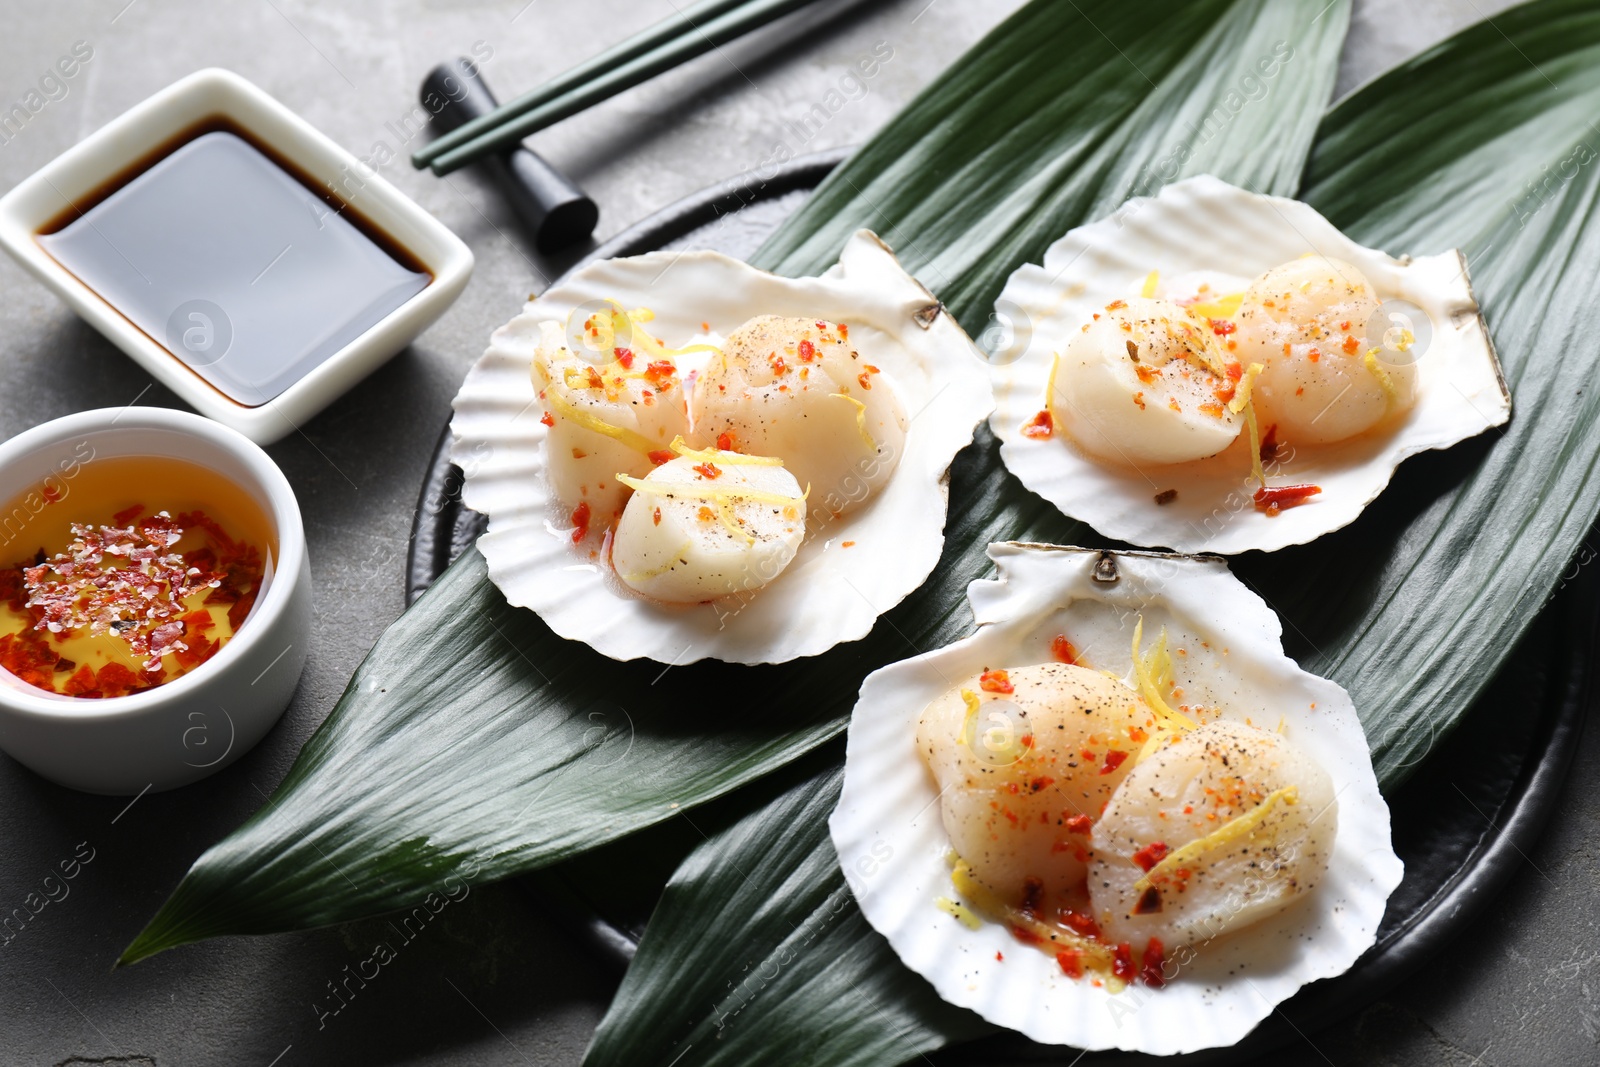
[0,455,273,698]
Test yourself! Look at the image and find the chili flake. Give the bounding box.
[979,669,1014,694]
[1253,483,1321,515]
[1131,841,1169,872]
[1022,411,1054,439]
[1051,635,1080,664]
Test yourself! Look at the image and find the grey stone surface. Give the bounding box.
[0,1,1586,1065]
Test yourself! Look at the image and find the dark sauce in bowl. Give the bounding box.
[37,122,431,407]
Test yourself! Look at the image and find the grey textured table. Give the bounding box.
[0,2,1588,1065]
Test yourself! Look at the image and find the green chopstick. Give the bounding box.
[417,0,829,176]
[412,0,751,171]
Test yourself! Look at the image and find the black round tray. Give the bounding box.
[406,153,1593,1065]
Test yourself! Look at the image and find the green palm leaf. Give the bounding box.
[585,3,1600,1063]
[583,761,992,1067]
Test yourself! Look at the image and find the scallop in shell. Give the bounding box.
[989,175,1509,554]
[829,542,1402,1054]
[449,230,993,664]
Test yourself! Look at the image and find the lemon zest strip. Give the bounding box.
[1134,786,1300,892]
[1141,270,1160,298]
[959,688,982,748]
[1189,292,1244,320]
[1132,616,1198,732]
[933,896,983,930]
[1245,401,1266,489]
[831,392,877,452]
[1363,349,1399,404]
[1228,362,1264,415]
[950,860,1113,965]
[545,389,660,454]
[667,436,785,466]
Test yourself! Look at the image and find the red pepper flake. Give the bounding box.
[1063,911,1101,939]
[112,503,144,525]
[1253,483,1321,515]
[841,540,856,548]
[770,354,789,376]
[1112,942,1137,982]
[693,462,723,480]
[1020,877,1044,916]
[1132,841,1169,871]
[19,515,229,676]
[716,432,736,452]
[838,323,848,339]
[1308,348,1322,363]
[584,367,604,389]
[614,347,634,368]
[1128,726,1148,743]
[1010,924,1043,946]
[652,507,661,527]
[648,450,675,466]
[979,669,1013,694]
[1132,391,1146,410]
[1140,938,1167,987]
[1341,334,1360,355]
[1056,948,1084,979]
[1106,299,1127,311]
[1065,813,1093,835]
[41,483,62,504]
[1260,424,1281,463]
[1135,364,1159,385]
[95,662,147,698]
[62,664,98,696]
[996,951,1005,962]
[1210,318,1236,336]
[1100,750,1129,776]
[1133,885,1164,915]
[539,411,555,428]
[1051,634,1080,665]
[1022,410,1053,439]
[570,502,591,543]
[571,449,588,460]
[1029,775,1055,793]
[797,339,816,362]
[643,360,677,390]
[857,371,872,390]
[697,506,715,522]
[1199,402,1225,419]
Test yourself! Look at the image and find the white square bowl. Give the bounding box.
[0,67,474,445]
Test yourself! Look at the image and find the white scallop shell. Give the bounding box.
[990,175,1509,554]
[829,542,1402,1054]
[450,230,993,664]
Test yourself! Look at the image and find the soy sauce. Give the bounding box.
[37,126,430,407]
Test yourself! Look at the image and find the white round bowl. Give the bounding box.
[0,407,310,794]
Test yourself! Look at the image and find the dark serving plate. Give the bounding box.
[406,152,1594,1065]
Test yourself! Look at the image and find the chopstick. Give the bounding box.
[413,0,830,176]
